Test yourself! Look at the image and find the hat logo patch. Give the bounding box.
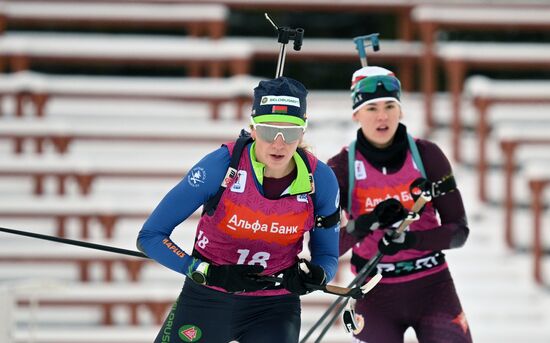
[260,95,300,107]
[272,105,288,114]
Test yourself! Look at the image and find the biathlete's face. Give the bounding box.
[353,100,402,148]
[251,122,305,178]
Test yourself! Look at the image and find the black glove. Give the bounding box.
[282,259,326,295]
[347,198,408,239]
[207,264,271,293]
[378,229,416,256]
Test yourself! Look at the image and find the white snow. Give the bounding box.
[465,76,550,99]
[437,42,550,62]
[2,2,228,21]
[0,32,253,59]
[412,5,550,24]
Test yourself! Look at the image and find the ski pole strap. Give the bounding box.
[408,135,458,198]
[295,146,316,199]
[407,133,426,178]
[314,208,340,228]
[350,251,445,278]
[347,140,356,215]
[342,305,360,334]
[430,173,457,197]
[292,147,337,229]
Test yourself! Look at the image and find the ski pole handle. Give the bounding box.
[257,275,359,297]
[393,189,431,237]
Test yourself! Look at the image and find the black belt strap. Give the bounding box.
[191,249,287,290]
[351,251,445,278]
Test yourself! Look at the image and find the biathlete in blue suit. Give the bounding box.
[137,77,341,343]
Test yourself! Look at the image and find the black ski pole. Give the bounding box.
[311,192,432,343]
[299,234,387,343]
[1,225,380,300]
[298,260,374,343]
[311,257,383,342]
[258,274,379,299]
[0,226,148,259]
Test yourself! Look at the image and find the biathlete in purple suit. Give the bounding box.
[137,77,341,343]
[327,66,473,343]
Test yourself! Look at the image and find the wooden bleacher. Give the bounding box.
[3,2,550,342]
[0,119,237,155]
[9,281,350,343]
[0,154,195,196]
[0,195,200,239]
[11,320,352,343]
[13,281,336,326]
[438,42,550,162]
[11,326,159,343]
[107,0,419,40]
[0,3,353,343]
[0,2,229,39]
[14,283,178,325]
[0,118,238,155]
[0,72,260,119]
[447,75,550,291]
[411,3,550,131]
[0,243,152,283]
[494,125,550,250]
[229,37,424,91]
[464,75,550,202]
[0,32,253,77]
[525,161,550,286]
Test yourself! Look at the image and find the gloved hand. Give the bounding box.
[377,229,416,256]
[206,264,271,293]
[347,198,408,239]
[282,259,326,295]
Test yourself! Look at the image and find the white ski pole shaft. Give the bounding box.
[276,43,287,78]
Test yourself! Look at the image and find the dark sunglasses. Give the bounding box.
[352,75,401,96]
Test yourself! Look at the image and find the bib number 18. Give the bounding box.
[236,249,270,268]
